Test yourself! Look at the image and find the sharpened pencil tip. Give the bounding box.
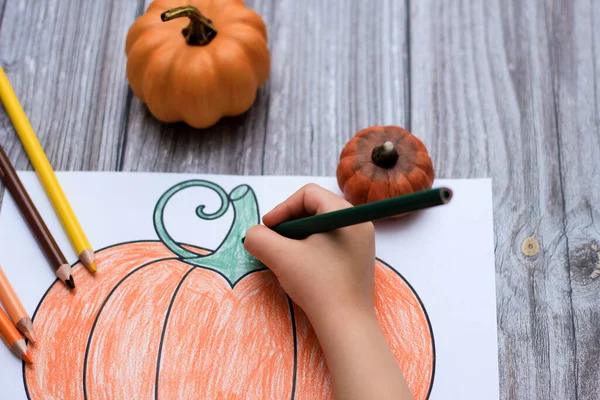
[79,249,96,272]
[88,261,97,273]
[21,351,33,364]
[66,276,75,289]
[24,330,36,345]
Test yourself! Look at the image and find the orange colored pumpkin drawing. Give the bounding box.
[24,180,435,399]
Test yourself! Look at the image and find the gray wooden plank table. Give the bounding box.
[0,0,598,398]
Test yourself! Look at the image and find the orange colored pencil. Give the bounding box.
[0,267,35,343]
[0,307,31,363]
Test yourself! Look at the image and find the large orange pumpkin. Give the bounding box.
[24,180,435,399]
[125,1,270,128]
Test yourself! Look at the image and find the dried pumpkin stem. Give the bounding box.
[371,141,399,169]
[161,5,217,46]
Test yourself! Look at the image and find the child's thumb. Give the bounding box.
[244,224,295,275]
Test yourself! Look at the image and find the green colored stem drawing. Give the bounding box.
[153,180,265,286]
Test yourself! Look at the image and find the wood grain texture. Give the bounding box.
[260,0,410,176]
[0,1,6,33]
[410,1,576,399]
[550,1,600,398]
[0,0,140,171]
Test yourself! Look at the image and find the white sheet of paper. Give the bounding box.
[0,172,499,399]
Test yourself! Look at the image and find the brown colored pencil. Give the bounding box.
[0,306,31,363]
[0,145,74,289]
[0,267,36,343]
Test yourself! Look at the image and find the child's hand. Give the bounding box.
[244,183,376,328]
[245,184,413,400]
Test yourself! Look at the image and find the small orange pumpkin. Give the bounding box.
[337,125,434,206]
[125,1,270,128]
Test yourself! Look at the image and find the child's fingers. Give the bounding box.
[263,184,352,226]
[243,225,298,276]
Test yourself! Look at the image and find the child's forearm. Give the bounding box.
[310,307,414,400]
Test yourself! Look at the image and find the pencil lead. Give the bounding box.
[79,249,96,272]
[21,351,33,364]
[23,329,36,345]
[56,264,74,288]
[88,261,98,273]
[65,276,75,290]
[16,318,36,345]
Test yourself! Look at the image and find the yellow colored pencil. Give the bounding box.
[0,67,97,273]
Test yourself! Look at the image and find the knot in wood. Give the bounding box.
[521,236,540,257]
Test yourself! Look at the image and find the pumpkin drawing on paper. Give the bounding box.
[24,180,435,399]
[125,1,270,128]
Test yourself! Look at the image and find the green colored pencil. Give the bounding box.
[268,187,453,240]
